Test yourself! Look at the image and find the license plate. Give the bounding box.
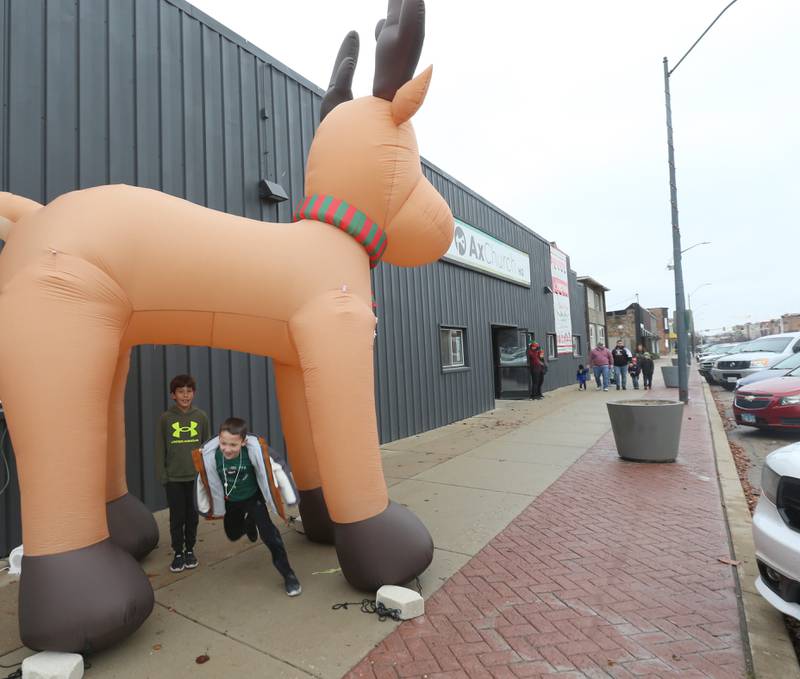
[742,413,756,423]
[726,376,738,383]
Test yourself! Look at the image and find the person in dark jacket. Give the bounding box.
[611,340,630,390]
[527,341,546,400]
[640,352,655,390]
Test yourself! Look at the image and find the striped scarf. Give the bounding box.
[293,195,387,269]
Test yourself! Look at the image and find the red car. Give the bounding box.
[733,370,800,429]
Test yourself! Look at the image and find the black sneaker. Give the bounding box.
[284,572,302,597]
[245,516,258,543]
[184,550,198,569]
[169,552,185,573]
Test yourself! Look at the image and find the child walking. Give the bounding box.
[194,417,302,597]
[628,357,642,390]
[576,364,589,390]
[156,374,210,573]
[640,352,655,390]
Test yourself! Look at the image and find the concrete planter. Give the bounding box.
[607,399,684,462]
[661,365,679,388]
[671,358,679,366]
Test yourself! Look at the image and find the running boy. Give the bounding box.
[156,374,210,573]
[194,417,302,597]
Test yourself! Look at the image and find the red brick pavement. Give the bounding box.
[346,374,746,678]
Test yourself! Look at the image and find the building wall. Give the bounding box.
[783,314,800,333]
[0,0,586,555]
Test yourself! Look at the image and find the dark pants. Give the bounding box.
[224,493,293,578]
[643,370,654,388]
[529,368,544,399]
[165,480,198,554]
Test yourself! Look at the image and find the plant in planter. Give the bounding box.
[607,399,684,462]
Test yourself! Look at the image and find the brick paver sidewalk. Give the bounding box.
[347,375,746,678]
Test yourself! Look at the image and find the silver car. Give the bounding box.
[711,333,800,391]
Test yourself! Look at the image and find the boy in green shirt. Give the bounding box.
[155,374,210,573]
[195,417,302,596]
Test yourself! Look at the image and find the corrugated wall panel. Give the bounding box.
[0,0,590,555]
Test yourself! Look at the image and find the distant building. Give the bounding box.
[577,276,609,349]
[782,314,800,333]
[606,304,660,354]
[647,307,672,354]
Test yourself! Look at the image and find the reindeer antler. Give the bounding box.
[320,31,360,122]
[373,0,425,102]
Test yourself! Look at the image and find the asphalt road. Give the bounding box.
[709,382,800,488]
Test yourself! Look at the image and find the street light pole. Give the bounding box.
[663,56,689,403]
[662,0,740,404]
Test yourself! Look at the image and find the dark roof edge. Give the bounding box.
[420,157,553,249]
[576,276,610,292]
[165,0,325,96]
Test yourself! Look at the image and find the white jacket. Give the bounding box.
[193,434,297,520]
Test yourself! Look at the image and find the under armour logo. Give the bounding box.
[172,421,198,439]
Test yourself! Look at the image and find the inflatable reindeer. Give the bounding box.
[0,0,452,652]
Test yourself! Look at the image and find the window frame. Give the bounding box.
[546,333,557,360]
[572,335,582,357]
[439,325,469,372]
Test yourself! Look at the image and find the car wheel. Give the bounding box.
[703,374,714,385]
[721,382,736,392]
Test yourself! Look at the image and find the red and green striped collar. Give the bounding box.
[293,194,387,268]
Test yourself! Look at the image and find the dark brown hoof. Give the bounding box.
[19,539,154,652]
[334,501,433,591]
[107,492,159,560]
[298,488,335,544]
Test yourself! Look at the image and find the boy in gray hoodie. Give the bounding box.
[155,374,210,572]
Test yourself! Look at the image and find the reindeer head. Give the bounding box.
[304,0,454,267]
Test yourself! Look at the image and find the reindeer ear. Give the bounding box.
[391,65,432,125]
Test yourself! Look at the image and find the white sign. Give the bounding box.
[442,219,531,287]
[550,245,573,355]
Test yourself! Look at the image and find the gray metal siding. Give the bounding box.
[0,0,587,555]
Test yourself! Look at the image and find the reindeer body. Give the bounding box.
[0,0,452,653]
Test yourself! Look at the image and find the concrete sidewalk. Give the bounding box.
[0,362,795,678]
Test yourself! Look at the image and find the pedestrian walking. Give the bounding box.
[612,340,630,390]
[589,342,613,391]
[641,352,655,390]
[527,341,547,400]
[576,364,589,390]
[628,356,642,390]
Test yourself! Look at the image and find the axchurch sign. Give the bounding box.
[441,219,531,287]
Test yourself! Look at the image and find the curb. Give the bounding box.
[703,382,800,678]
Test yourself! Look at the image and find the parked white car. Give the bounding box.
[752,442,800,620]
[711,332,800,391]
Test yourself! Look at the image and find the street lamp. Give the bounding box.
[688,283,712,358]
[663,0,740,403]
[666,241,711,270]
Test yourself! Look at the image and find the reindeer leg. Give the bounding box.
[289,292,433,590]
[0,261,152,652]
[106,347,159,560]
[274,362,334,543]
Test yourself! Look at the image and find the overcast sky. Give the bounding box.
[188,0,799,334]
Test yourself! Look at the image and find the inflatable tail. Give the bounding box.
[0,192,43,242]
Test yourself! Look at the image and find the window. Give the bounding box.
[440,327,466,369]
[572,335,582,357]
[589,324,597,349]
[587,289,597,310]
[598,325,606,344]
[546,333,557,360]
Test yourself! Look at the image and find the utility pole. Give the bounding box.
[663,56,689,403]
[662,0,740,404]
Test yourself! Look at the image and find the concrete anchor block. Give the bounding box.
[21,652,84,679]
[376,585,424,620]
